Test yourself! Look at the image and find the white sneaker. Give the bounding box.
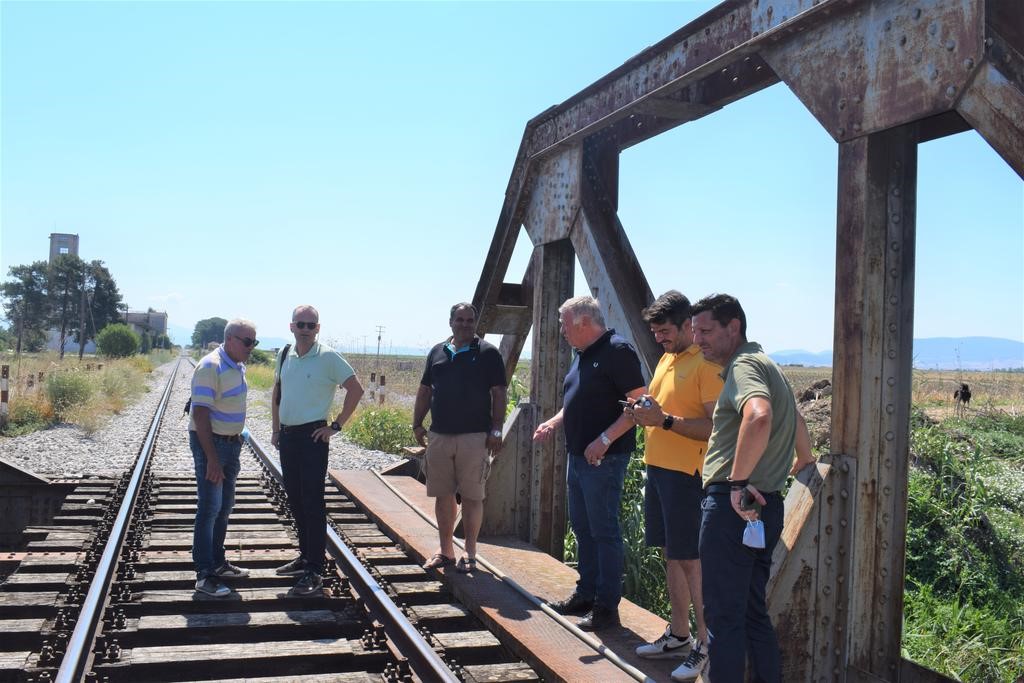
[671,640,708,681]
[635,626,694,659]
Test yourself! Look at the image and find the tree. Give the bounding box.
[192,317,227,348]
[46,255,86,359]
[76,260,125,360]
[1,261,50,353]
[96,323,140,358]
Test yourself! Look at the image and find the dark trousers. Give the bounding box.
[699,490,784,683]
[566,451,628,609]
[279,428,330,572]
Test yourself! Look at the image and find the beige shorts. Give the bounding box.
[424,431,491,501]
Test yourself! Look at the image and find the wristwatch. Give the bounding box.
[599,432,612,446]
[662,414,675,430]
[330,420,341,431]
[490,429,502,438]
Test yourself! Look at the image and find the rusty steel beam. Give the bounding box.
[762,0,985,142]
[832,125,918,680]
[528,239,574,556]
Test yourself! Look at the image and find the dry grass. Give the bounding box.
[0,351,156,435]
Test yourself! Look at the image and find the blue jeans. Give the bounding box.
[279,427,330,572]
[566,451,628,609]
[699,490,784,683]
[190,431,242,579]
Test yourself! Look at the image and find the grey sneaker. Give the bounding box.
[214,561,250,578]
[195,576,230,597]
[636,626,694,659]
[275,557,307,576]
[671,640,708,681]
[290,570,323,596]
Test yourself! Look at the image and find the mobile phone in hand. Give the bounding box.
[740,487,762,513]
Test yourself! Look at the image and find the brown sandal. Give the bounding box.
[422,553,455,570]
[456,556,477,573]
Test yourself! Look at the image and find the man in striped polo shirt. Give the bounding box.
[189,318,257,597]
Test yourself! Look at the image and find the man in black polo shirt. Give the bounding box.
[413,303,507,574]
[534,295,646,629]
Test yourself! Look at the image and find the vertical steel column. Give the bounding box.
[529,239,575,557]
[832,125,918,681]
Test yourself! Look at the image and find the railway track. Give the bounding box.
[0,359,540,683]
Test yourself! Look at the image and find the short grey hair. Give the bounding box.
[224,318,256,342]
[291,304,319,321]
[559,296,605,327]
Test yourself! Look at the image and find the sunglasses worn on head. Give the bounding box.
[293,321,318,330]
[233,335,259,348]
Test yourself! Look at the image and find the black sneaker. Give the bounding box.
[194,576,230,597]
[290,570,323,596]
[213,561,250,578]
[577,605,620,630]
[275,557,307,576]
[549,591,594,615]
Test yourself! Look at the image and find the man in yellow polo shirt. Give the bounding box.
[628,291,723,681]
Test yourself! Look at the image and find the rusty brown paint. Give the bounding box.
[958,61,1024,177]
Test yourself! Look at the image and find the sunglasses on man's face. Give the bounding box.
[293,321,318,330]
[233,335,259,348]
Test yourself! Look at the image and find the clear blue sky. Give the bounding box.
[3,1,1021,355]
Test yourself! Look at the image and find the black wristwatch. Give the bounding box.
[662,414,675,430]
[330,420,341,431]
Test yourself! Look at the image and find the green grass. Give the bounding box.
[903,409,1024,681]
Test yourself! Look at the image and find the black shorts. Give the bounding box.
[644,464,703,560]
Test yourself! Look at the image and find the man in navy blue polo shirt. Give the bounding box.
[534,295,646,630]
[413,303,507,574]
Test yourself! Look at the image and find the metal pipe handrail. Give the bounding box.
[56,358,182,683]
[246,434,459,683]
[370,469,656,683]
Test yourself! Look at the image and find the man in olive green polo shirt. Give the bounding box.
[271,304,364,596]
[690,293,814,683]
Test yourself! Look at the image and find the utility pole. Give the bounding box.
[375,325,385,372]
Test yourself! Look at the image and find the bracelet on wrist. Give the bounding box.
[728,478,749,489]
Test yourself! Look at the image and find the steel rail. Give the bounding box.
[55,357,182,683]
[246,434,460,683]
[370,469,657,683]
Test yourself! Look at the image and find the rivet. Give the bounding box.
[837,575,845,583]
[839,98,847,110]
[881,567,889,577]
[823,585,832,595]
[946,85,957,98]
[891,241,900,251]
[893,214,901,224]
[890,267,899,277]
[883,485,892,496]
[928,22,937,36]
[889,322,897,332]
[825,555,833,565]
[840,519,848,527]
[893,187,901,196]
[839,547,847,555]
[840,462,850,473]
[888,377,897,387]
[886,404,895,414]
[826,524,833,535]
[963,58,975,69]
[885,458,892,469]
[946,39,955,51]
[835,648,841,656]
[886,430,895,440]
[879,593,887,604]
[889,295,898,305]
[853,95,861,104]
[839,70,847,81]
[840,488,849,499]
[838,126,847,136]
[888,349,897,358]
[853,122,862,132]
[900,35,907,46]
[913,7,922,19]
[884,19,891,30]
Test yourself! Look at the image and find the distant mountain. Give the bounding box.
[769,337,1024,370]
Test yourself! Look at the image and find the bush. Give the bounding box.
[344,407,413,454]
[46,371,93,420]
[248,348,271,365]
[96,323,140,358]
[3,394,52,435]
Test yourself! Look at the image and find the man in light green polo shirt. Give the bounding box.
[271,304,364,595]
